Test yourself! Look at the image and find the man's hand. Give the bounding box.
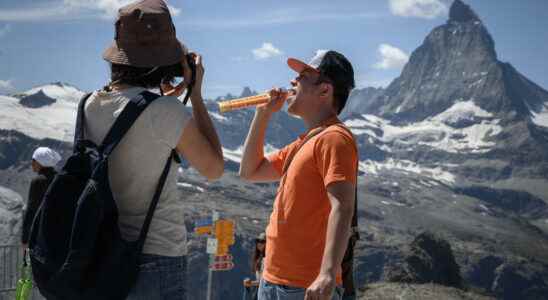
[243,278,252,287]
[305,272,336,300]
[256,87,286,115]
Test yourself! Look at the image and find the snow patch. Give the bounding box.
[210,112,228,122]
[532,104,548,128]
[24,83,85,103]
[351,101,502,154]
[468,78,484,88]
[359,159,456,185]
[177,182,205,192]
[381,200,405,207]
[223,144,279,163]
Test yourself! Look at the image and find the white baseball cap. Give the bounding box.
[32,147,62,168]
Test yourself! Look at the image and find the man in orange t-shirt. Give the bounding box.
[240,50,358,300]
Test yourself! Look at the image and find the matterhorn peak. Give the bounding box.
[449,0,481,23]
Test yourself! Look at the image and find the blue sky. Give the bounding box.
[0,0,547,99]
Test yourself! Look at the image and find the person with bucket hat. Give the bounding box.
[85,0,223,298]
[21,147,62,249]
[240,50,358,300]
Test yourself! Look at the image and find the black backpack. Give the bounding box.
[28,90,178,299]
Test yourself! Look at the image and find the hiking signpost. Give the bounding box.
[195,211,235,300]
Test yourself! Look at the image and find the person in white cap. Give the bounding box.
[21,147,62,248]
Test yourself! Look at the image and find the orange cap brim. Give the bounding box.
[287,58,320,74]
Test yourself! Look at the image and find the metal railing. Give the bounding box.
[0,245,45,300]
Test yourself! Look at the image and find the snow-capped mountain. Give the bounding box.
[343,0,548,198]
[0,82,84,142]
[346,0,548,125]
[20,82,85,103]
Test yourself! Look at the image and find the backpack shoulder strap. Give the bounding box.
[100,90,160,157]
[74,92,93,152]
[332,123,360,238]
[136,149,178,251]
[96,90,178,250]
[281,126,325,175]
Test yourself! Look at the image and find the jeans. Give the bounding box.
[243,285,259,300]
[258,279,343,300]
[126,254,187,300]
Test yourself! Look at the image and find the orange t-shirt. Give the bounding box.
[263,117,358,288]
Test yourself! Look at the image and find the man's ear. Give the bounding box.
[319,82,333,99]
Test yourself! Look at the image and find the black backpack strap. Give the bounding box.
[99,90,160,157]
[332,123,360,239]
[74,92,93,152]
[331,123,360,297]
[351,183,359,239]
[96,90,181,250]
[136,149,178,251]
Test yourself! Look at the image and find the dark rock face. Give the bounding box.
[239,87,256,98]
[449,0,480,23]
[19,90,56,108]
[341,87,384,119]
[386,232,463,288]
[455,186,548,219]
[491,263,548,300]
[467,256,504,292]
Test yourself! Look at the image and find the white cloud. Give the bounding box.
[388,0,447,19]
[0,0,181,22]
[64,0,134,18]
[0,80,15,94]
[168,5,180,17]
[65,0,181,18]
[373,44,409,70]
[252,43,283,60]
[0,24,11,38]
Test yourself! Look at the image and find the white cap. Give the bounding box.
[32,147,62,168]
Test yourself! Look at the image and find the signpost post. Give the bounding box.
[196,211,236,300]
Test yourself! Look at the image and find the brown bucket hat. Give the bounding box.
[103,0,186,69]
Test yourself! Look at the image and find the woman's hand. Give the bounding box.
[160,52,204,98]
[190,53,204,99]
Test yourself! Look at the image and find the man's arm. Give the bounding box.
[239,89,285,182]
[305,181,355,300]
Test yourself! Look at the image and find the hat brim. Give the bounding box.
[287,58,320,74]
[103,40,186,75]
